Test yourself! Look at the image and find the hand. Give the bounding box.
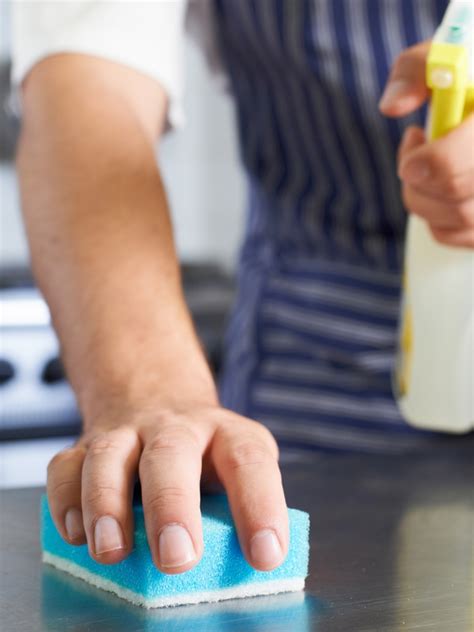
[379,42,474,248]
[46,403,288,574]
[20,55,288,577]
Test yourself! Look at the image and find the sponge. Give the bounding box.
[41,495,310,609]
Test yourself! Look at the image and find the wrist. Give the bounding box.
[76,347,219,428]
[80,375,219,432]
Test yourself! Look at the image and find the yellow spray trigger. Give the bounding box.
[426,41,469,139]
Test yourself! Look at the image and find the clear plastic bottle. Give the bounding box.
[394,0,474,433]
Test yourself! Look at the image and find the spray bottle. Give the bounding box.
[395,0,474,433]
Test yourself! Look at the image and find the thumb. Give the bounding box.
[379,41,430,118]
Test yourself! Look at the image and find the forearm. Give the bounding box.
[17,55,217,422]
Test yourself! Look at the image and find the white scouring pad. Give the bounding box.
[41,494,310,609]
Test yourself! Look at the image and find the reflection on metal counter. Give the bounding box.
[41,565,317,632]
[396,503,474,629]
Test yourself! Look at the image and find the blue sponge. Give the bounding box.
[41,495,310,609]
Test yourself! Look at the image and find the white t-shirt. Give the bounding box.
[11,0,220,129]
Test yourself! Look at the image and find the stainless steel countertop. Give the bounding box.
[1,449,473,631]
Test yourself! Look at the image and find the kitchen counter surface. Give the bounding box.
[1,446,473,631]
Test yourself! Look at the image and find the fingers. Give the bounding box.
[398,114,474,197]
[139,424,206,574]
[379,41,430,117]
[81,427,141,564]
[429,225,474,249]
[212,417,288,572]
[397,116,474,247]
[47,411,289,579]
[47,445,87,544]
[402,182,474,230]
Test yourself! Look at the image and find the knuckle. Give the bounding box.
[429,153,449,180]
[453,200,474,224]
[47,447,80,473]
[87,433,121,458]
[263,428,279,458]
[109,425,140,447]
[146,486,191,513]
[143,426,199,459]
[430,226,448,245]
[250,422,279,456]
[391,47,417,75]
[437,171,465,199]
[47,454,64,474]
[444,178,463,199]
[85,427,140,460]
[85,484,122,508]
[224,440,276,471]
[48,478,79,498]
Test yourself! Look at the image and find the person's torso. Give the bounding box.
[213,0,447,270]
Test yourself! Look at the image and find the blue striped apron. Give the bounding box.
[214,0,473,453]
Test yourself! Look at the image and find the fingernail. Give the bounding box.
[65,508,85,541]
[379,79,410,109]
[94,516,125,555]
[159,524,196,568]
[250,529,283,569]
[402,160,431,183]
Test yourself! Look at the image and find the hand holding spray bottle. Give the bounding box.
[395,0,474,433]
